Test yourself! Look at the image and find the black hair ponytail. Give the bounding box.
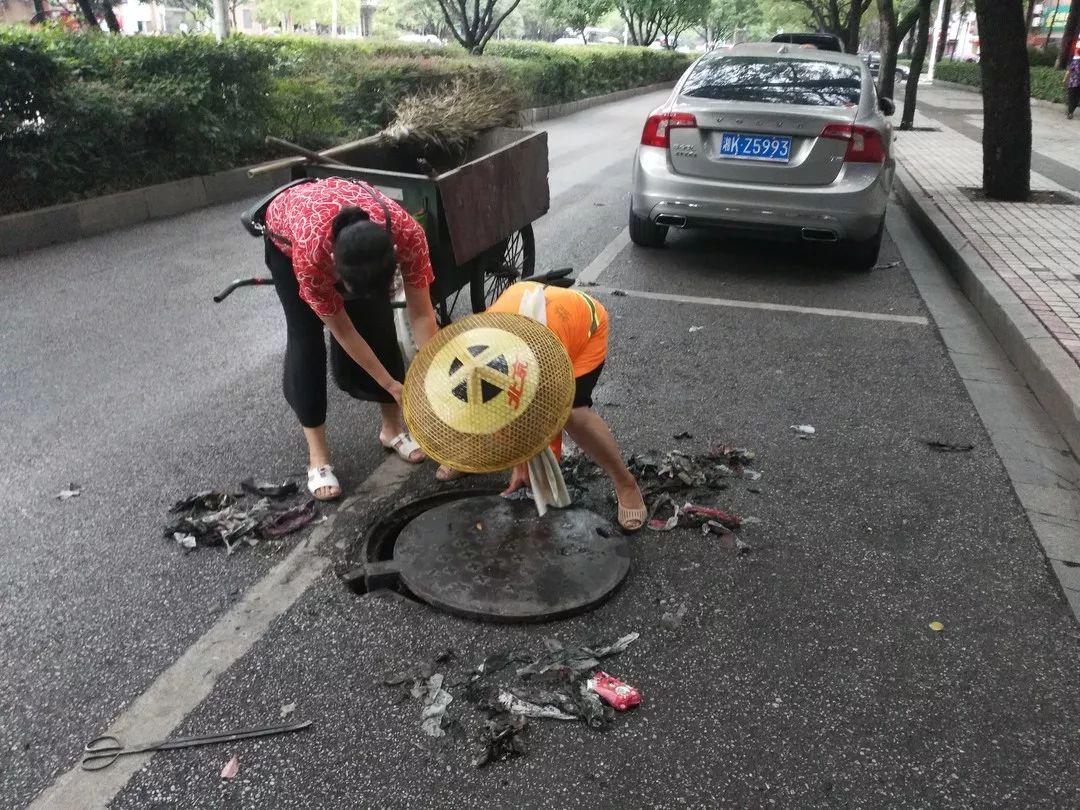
[331,206,371,243]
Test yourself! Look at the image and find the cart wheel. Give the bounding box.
[470,225,535,314]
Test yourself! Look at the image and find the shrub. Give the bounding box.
[934,60,1066,105]
[1,28,692,214]
[1028,44,1059,67]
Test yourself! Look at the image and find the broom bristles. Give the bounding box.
[380,77,520,151]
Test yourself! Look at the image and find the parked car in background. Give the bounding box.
[862,51,909,86]
[630,42,896,269]
[770,32,845,53]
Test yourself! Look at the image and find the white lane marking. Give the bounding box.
[577,228,630,286]
[30,456,416,810]
[588,286,930,325]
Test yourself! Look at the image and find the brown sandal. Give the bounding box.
[617,501,648,533]
[436,465,466,482]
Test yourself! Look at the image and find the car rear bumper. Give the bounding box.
[631,145,893,241]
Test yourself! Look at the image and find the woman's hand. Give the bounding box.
[501,463,531,497]
[385,380,403,407]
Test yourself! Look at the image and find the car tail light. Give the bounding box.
[820,123,887,163]
[640,111,697,148]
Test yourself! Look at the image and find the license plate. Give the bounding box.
[718,133,792,163]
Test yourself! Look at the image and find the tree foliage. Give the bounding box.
[543,0,612,41]
[787,0,874,52]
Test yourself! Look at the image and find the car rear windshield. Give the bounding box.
[681,56,862,107]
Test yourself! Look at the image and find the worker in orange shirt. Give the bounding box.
[439,281,646,532]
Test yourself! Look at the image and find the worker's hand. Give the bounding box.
[501,463,531,497]
[386,380,403,407]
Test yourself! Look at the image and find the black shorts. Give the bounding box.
[573,362,604,408]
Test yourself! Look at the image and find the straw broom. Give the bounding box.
[249,77,519,178]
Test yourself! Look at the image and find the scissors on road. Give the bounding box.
[81,720,312,771]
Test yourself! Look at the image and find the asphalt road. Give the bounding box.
[4,90,1080,808]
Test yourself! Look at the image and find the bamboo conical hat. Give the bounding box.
[402,312,574,473]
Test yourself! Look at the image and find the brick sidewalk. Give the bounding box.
[893,109,1080,366]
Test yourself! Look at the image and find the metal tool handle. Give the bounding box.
[79,721,312,771]
[154,720,313,752]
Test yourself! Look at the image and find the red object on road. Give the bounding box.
[587,672,641,711]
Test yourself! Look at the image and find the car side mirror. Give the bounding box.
[879,97,895,116]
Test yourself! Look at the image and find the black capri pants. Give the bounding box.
[265,238,405,428]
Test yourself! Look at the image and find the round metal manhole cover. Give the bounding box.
[393,495,630,622]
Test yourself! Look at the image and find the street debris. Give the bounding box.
[164,478,315,554]
[661,602,688,629]
[472,714,528,767]
[280,702,297,719]
[494,691,576,720]
[220,756,239,780]
[647,498,745,535]
[240,478,299,499]
[419,674,454,738]
[673,431,693,440]
[874,260,901,270]
[929,621,945,632]
[688,326,705,333]
[260,500,317,538]
[55,484,82,501]
[384,633,642,767]
[587,672,641,711]
[790,424,816,437]
[610,289,627,297]
[925,440,974,453]
[173,532,197,551]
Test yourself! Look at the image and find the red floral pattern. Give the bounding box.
[265,177,435,317]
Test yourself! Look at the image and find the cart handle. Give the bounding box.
[531,267,575,288]
[213,276,406,309]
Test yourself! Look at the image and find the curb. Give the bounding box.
[518,81,672,125]
[894,164,1080,459]
[930,78,1065,112]
[0,82,673,259]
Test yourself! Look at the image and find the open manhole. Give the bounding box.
[344,491,630,623]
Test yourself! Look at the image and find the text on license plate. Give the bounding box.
[718,133,792,162]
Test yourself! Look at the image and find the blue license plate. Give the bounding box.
[718,133,792,162]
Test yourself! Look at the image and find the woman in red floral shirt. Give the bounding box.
[263,177,439,501]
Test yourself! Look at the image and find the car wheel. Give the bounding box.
[844,220,884,272]
[629,206,668,248]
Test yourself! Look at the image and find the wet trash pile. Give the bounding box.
[383,633,642,768]
[562,445,762,545]
[625,446,760,499]
[164,477,317,553]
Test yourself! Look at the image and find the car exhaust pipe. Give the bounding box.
[801,228,838,242]
[655,214,687,228]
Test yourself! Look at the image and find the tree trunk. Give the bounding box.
[935,0,952,60]
[1056,2,1079,68]
[844,0,868,53]
[74,0,99,26]
[1025,0,1036,31]
[975,0,1031,200]
[101,1,122,31]
[878,0,898,98]
[900,0,931,130]
[1043,7,1059,50]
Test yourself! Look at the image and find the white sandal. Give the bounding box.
[307,465,341,501]
[381,432,425,464]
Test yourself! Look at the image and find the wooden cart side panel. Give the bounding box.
[437,130,550,266]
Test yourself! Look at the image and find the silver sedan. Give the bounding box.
[630,43,896,270]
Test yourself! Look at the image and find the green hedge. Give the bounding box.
[0,29,692,214]
[934,60,1066,105]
